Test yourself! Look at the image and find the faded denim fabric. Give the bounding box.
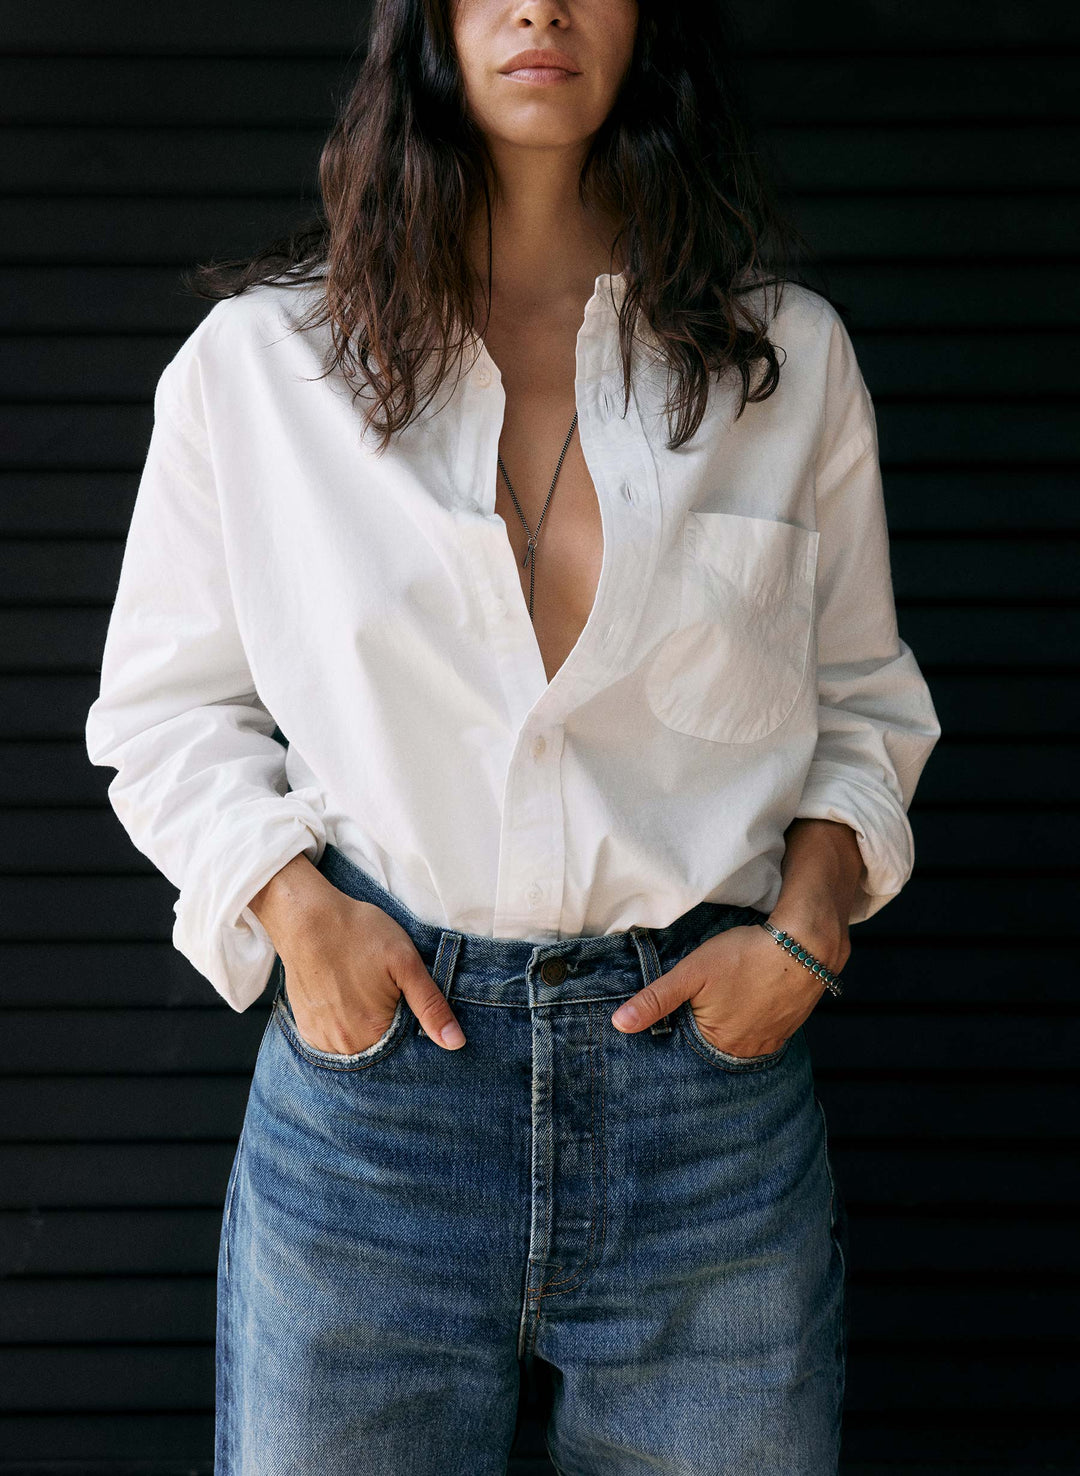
[215,841,848,1474]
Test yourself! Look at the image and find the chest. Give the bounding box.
[480,316,604,685]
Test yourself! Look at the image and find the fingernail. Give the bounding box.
[440,1021,466,1048]
[611,1003,639,1030]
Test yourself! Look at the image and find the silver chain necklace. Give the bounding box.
[496,411,578,621]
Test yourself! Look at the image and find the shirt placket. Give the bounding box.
[456,288,663,938]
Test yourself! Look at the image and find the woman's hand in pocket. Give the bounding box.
[279,892,466,1052]
[610,915,845,1058]
[250,851,466,1052]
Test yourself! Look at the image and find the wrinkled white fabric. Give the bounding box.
[85,272,941,1011]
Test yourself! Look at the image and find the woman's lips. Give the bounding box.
[501,66,581,84]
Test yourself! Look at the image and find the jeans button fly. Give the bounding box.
[540,957,568,986]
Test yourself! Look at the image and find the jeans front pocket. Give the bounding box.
[676,998,796,1072]
[272,959,411,1071]
[644,510,819,745]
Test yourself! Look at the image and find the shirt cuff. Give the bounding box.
[170,789,328,1012]
[793,760,915,924]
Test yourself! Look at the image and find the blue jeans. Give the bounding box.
[216,841,848,1474]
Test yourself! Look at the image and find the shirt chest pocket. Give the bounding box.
[644,510,820,745]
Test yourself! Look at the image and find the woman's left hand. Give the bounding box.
[610,910,851,1057]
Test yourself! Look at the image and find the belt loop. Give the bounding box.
[628,925,673,1036]
[417,929,464,1035]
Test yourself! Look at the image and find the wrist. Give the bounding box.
[248,850,341,944]
[773,818,862,971]
[765,898,851,976]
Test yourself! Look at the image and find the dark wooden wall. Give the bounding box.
[2,1,1077,1471]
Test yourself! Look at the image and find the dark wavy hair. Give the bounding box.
[181,0,814,453]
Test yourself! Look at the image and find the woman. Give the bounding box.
[85,0,941,1471]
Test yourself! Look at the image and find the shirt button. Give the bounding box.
[475,363,492,388]
[491,595,507,619]
[532,734,547,760]
[527,883,544,907]
[540,957,568,986]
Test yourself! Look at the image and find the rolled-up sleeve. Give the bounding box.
[85,360,327,1012]
[794,310,942,923]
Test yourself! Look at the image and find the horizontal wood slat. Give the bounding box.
[3,1002,1079,1074]
[3,1276,1075,1345]
[2,799,1078,877]
[1,936,1073,1009]
[5,538,1079,607]
[769,125,1080,191]
[5,1141,1073,1210]
[0,0,366,54]
[5,467,1080,538]
[0,1413,214,1467]
[2,1075,1076,1143]
[1,1011,275,1074]
[5,397,1077,468]
[4,124,1080,194]
[3,128,331,194]
[9,670,1058,738]
[1,0,1076,52]
[4,263,1080,335]
[0,871,1074,946]
[3,55,1079,126]
[2,613,1079,700]
[0,1433,1069,1474]
[0,1209,224,1276]
[4,1206,1076,1278]
[1,739,1076,809]
[5,329,1079,399]
[0,58,354,125]
[0,1080,250,1139]
[2,193,1077,265]
[0,1447,1069,1476]
[0,1342,1075,1413]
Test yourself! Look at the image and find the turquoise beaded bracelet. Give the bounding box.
[758,919,845,997]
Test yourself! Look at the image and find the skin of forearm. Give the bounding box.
[248,851,341,951]
[769,817,865,973]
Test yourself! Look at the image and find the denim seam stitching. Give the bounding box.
[434,930,462,996]
[532,998,609,1300]
[447,990,640,1008]
[221,1120,246,1282]
[816,1093,849,1429]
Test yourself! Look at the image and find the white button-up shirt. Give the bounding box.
[85,271,942,1012]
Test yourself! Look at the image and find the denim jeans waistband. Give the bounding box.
[315,841,766,1008]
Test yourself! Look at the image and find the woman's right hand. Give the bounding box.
[250,853,467,1052]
